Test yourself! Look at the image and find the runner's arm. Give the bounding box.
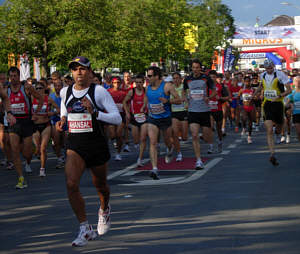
[48,97,60,116]
[166,83,181,105]
[123,89,133,118]
[25,82,44,113]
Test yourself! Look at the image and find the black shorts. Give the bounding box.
[130,114,147,128]
[171,111,188,121]
[33,122,51,134]
[147,116,172,131]
[8,118,34,138]
[263,101,284,125]
[211,111,223,122]
[188,112,211,128]
[66,135,110,168]
[0,112,4,125]
[292,114,300,124]
[253,99,262,108]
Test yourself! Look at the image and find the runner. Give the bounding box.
[229,77,242,133]
[251,73,262,131]
[238,76,256,144]
[209,72,229,152]
[50,71,66,168]
[107,76,127,160]
[183,59,216,170]
[0,73,13,170]
[32,81,60,177]
[222,71,232,135]
[256,59,292,165]
[123,74,148,166]
[144,66,181,179]
[287,75,300,142]
[171,72,188,161]
[56,56,121,246]
[7,67,43,189]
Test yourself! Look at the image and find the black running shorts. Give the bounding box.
[263,101,284,125]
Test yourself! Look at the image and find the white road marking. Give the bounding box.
[221,150,231,155]
[235,139,242,143]
[120,157,223,186]
[227,144,237,149]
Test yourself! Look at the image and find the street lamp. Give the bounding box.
[280,2,300,11]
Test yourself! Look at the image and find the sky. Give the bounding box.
[222,0,300,27]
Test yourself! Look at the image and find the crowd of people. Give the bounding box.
[0,56,300,246]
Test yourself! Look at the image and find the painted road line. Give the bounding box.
[108,158,150,180]
[235,139,242,143]
[221,150,231,155]
[120,157,223,186]
[227,144,237,149]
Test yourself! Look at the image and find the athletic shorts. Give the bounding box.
[8,118,34,138]
[211,111,223,122]
[33,122,51,134]
[188,112,211,128]
[263,101,284,125]
[292,114,300,124]
[244,106,255,113]
[171,111,188,121]
[147,116,172,131]
[130,114,147,128]
[253,99,262,108]
[230,99,242,109]
[66,135,110,168]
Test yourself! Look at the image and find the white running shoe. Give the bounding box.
[217,142,223,153]
[195,159,204,170]
[286,135,291,144]
[114,154,122,161]
[0,159,7,167]
[39,168,46,177]
[25,163,32,173]
[280,136,286,143]
[123,144,131,152]
[241,128,246,136]
[255,126,259,132]
[98,205,111,235]
[247,136,252,144]
[136,158,143,167]
[72,224,97,247]
[165,147,174,163]
[176,153,183,162]
[134,144,139,150]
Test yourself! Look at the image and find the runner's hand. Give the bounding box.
[81,97,94,114]
[31,114,38,121]
[204,96,209,104]
[6,113,16,126]
[56,119,66,132]
[159,97,169,104]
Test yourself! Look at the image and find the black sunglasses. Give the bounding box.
[36,87,44,90]
[147,75,154,78]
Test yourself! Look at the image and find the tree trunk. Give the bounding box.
[41,35,49,78]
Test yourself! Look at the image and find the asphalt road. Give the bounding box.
[1,125,300,254]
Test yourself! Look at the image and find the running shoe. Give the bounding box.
[0,159,7,167]
[6,161,14,170]
[123,144,131,152]
[56,156,65,169]
[207,146,213,154]
[24,163,32,173]
[72,224,97,247]
[280,136,286,143]
[114,154,122,161]
[195,159,204,170]
[136,158,143,167]
[241,128,246,136]
[269,155,279,166]
[39,168,46,177]
[97,205,111,235]
[165,147,174,163]
[255,125,259,132]
[176,153,183,162]
[15,176,28,189]
[217,142,223,153]
[149,170,159,180]
[247,136,252,144]
[286,135,291,144]
[134,144,140,150]
[275,135,281,144]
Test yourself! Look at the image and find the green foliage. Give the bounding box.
[0,0,235,74]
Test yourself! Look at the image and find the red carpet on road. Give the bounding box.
[137,157,209,170]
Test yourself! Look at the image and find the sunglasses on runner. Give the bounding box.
[35,87,44,90]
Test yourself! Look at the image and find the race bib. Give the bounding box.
[264,90,277,100]
[190,89,204,100]
[232,92,239,99]
[242,93,252,101]
[32,104,47,115]
[294,101,300,110]
[11,103,26,114]
[116,103,123,112]
[68,113,93,133]
[172,103,185,110]
[208,100,218,110]
[149,103,165,115]
[134,113,146,123]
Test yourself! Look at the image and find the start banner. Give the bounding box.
[234,26,300,39]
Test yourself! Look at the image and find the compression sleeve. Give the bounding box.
[60,87,68,118]
[94,85,122,125]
